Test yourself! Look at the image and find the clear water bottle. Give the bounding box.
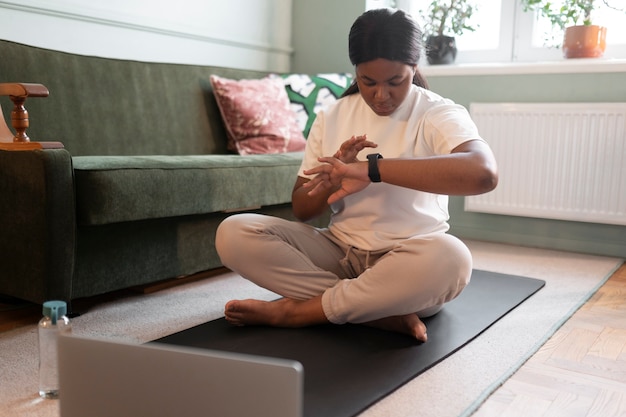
[38,300,72,399]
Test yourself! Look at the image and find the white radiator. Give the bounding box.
[466,102,626,226]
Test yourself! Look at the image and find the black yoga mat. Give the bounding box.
[155,270,545,417]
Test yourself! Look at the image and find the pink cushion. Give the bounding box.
[210,75,306,155]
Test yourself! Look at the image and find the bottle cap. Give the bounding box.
[42,300,67,325]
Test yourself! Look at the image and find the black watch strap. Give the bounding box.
[367,153,383,182]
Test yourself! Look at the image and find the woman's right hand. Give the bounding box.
[291,135,377,221]
[303,156,370,204]
[333,135,377,163]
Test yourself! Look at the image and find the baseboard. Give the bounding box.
[453,226,626,259]
[132,267,231,294]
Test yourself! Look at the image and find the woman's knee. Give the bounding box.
[416,304,443,318]
[216,213,295,266]
[403,234,472,303]
[431,234,472,300]
[440,234,472,279]
[215,213,259,264]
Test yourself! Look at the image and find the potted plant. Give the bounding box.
[419,0,479,65]
[520,0,624,58]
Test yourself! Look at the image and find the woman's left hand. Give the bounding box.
[303,157,371,204]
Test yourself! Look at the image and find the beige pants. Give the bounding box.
[215,213,472,324]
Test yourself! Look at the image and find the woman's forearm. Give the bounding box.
[291,177,335,222]
[378,146,498,196]
[293,140,498,219]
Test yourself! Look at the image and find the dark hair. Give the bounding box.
[342,8,428,97]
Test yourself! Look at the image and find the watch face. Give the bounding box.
[367,153,382,182]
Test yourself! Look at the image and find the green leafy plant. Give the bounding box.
[520,0,625,46]
[520,0,623,30]
[419,0,479,37]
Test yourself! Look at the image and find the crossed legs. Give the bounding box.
[216,214,472,342]
[224,296,429,342]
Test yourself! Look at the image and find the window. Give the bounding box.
[516,0,626,62]
[368,0,626,64]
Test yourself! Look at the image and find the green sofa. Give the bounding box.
[0,39,326,305]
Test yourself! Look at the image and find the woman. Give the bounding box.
[215,8,498,342]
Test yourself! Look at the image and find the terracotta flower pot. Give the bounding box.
[562,25,607,59]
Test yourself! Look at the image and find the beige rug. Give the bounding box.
[0,240,621,417]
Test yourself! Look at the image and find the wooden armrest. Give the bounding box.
[0,82,50,143]
[0,83,49,98]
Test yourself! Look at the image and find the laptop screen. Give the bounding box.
[58,334,303,417]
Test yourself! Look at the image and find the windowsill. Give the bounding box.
[420,59,626,76]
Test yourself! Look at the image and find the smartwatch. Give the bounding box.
[367,153,383,183]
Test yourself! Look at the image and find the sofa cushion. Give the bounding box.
[209,75,306,155]
[72,153,303,225]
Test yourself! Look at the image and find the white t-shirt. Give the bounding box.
[299,85,482,251]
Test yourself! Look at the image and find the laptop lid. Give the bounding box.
[58,334,303,417]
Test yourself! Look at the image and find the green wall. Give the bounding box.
[427,72,626,258]
[426,72,626,103]
[291,0,363,74]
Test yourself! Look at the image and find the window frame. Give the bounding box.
[513,1,626,62]
[385,0,626,66]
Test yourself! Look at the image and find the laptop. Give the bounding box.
[58,334,304,417]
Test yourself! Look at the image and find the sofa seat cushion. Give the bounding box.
[73,152,303,225]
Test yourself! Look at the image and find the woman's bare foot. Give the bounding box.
[364,314,428,342]
[225,298,288,327]
[225,298,427,342]
[224,297,328,328]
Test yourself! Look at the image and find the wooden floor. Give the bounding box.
[474,262,626,417]
[1,263,625,417]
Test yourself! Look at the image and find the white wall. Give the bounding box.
[0,0,294,71]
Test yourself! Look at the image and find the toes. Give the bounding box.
[226,317,244,326]
[225,300,240,313]
[224,310,245,326]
